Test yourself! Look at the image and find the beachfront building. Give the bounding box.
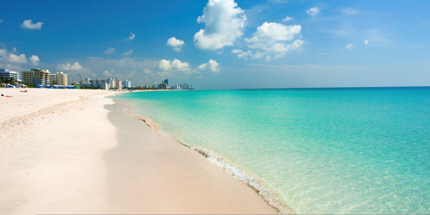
[158,83,167,89]
[122,80,131,88]
[180,83,193,89]
[114,79,122,89]
[107,78,114,89]
[21,68,50,86]
[0,69,20,82]
[170,85,181,89]
[80,78,91,87]
[49,72,68,85]
[162,79,168,85]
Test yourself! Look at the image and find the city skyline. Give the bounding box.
[1,0,429,89]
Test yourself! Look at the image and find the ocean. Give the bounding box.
[116,87,430,214]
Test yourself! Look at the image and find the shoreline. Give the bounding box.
[0,88,278,214]
[117,96,295,214]
[107,97,279,213]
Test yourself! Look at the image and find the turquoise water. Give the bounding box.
[117,88,430,214]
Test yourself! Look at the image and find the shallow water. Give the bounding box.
[117,87,430,214]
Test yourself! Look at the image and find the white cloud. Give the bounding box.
[103,70,113,76]
[194,0,247,50]
[252,51,265,59]
[306,7,320,16]
[7,53,27,64]
[166,37,185,52]
[0,49,7,57]
[12,47,17,53]
[207,59,220,72]
[246,22,301,43]
[20,19,43,30]
[282,16,294,22]
[128,33,135,40]
[57,62,83,70]
[346,43,355,50]
[364,40,369,46]
[198,59,220,73]
[29,55,40,65]
[245,22,304,59]
[158,59,172,71]
[171,59,191,73]
[197,63,207,70]
[103,47,115,55]
[217,52,223,54]
[143,69,152,74]
[341,8,358,15]
[123,49,133,56]
[0,19,3,23]
[238,50,252,58]
[231,49,243,53]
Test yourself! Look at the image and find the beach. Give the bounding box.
[0,88,277,214]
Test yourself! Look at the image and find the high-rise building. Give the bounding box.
[107,78,114,89]
[49,72,68,85]
[0,69,19,82]
[114,79,122,89]
[162,79,168,85]
[21,69,50,86]
[122,80,131,88]
[158,83,167,89]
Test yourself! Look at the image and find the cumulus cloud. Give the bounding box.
[306,7,320,16]
[282,16,294,22]
[346,43,355,50]
[364,40,369,46]
[29,55,40,65]
[123,49,133,56]
[246,22,301,43]
[231,49,243,53]
[167,37,185,51]
[194,0,247,50]
[170,59,192,73]
[197,59,220,73]
[20,19,43,30]
[143,69,152,74]
[103,47,115,55]
[57,62,83,70]
[128,32,135,40]
[158,59,172,71]
[245,22,304,59]
[103,70,113,76]
[7,53,27,64]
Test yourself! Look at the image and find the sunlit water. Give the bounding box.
[117,88,430,214]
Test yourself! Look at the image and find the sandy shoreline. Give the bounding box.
[0,88,277,214]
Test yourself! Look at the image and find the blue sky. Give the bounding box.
[1,0,429,89]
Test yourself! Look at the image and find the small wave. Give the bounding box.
[189,145,297,214]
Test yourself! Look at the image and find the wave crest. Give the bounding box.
[190,146,296,214]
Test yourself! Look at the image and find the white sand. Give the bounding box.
[0,88,277,214]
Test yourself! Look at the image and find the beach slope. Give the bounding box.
[0,88,277,214]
